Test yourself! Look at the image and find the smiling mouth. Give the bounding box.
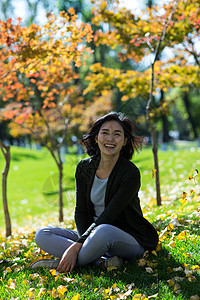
[104,144,116,148]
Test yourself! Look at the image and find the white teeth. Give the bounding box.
[105,144,115,148]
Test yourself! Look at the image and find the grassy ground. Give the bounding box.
[0,145,200,299]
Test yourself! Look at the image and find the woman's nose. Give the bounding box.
[106,134,114,141]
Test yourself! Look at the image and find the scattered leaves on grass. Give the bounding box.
[0,174,199,299]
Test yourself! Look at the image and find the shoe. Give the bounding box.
[30,259,59,270]
[100,256,123,269]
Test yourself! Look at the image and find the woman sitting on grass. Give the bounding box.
[31,112,158,272]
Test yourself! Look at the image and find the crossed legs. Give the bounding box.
[35,224,145,266]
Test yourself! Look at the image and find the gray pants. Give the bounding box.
[35,224,145,266]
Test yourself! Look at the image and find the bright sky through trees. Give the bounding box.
[10,0,143,25]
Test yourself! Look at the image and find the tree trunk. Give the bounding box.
[146,63,162,206]
[116,89,122,112]
[0,141,12,237]
[160,90,170,143]
[150,125,162,205]
[183,92,198,139]
[47,147,64,222]
[58,159,64,222]
[161,114,170,143]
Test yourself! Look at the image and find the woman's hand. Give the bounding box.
[57,242,82,273]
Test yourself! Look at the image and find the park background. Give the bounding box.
[0,0,200,299]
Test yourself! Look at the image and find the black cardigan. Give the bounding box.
[74,154,158,251]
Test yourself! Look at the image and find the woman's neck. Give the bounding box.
[96,153,119,179]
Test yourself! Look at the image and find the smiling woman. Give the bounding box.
[31,112,158,272]
[94,120,127,176]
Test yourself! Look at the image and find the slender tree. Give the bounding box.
[0,10,93,223]
[84,0,200,205]
[0,141,11,237]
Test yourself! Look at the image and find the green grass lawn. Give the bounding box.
[0,145,200,299]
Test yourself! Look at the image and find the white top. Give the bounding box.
[90,175,108,219]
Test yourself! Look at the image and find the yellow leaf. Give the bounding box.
[182,192,187,199]
[192,265,200,271]
[178,231,187,240]
[173,267,183,272]
[49,269,57,276]
[167,279,174,287]
[103,288,111,295]
[38,288,47,297]
[57,285,67,295]
[179,198,188,206]
[137,258,146,267]
[27,288,35,298]
[71,294,80,300]
[174,283,180,291]
[5,267,12,273]
[183,252,192,258]
[190,189,195,196]
[107,266,117,271]
[83,274,92,280]
[167,223,174,231]
[189,295,200,300]
[152,169,157,179]
[146,267,153,273]
[51,287,58,298]
[55,275,60,282]
[188,275,197,282]
[168,241,176,248]
[132,293,143,299]
[23,279,30,285]
[29,273,40,280]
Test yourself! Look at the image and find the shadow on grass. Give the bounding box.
[77,247,200,299]
[12,152,41,161]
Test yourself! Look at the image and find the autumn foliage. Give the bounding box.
[86,0,200,97]
[0,9,112,224]
[0,9,93,124]
[83,0,200,206]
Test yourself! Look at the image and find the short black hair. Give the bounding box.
[81,111,144,160]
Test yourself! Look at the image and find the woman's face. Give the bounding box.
[95,120,127,158]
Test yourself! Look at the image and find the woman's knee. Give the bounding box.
[35,226,51,246]
[91,224,114,242]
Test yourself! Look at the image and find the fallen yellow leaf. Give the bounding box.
[57,285,68,296]
[178,230,187,240]
[38,288,47,297]
[71,293,80,300]
[83,274,92,280]
[167,279,174,287]
[189,295,200,300]
[145,267,153,273]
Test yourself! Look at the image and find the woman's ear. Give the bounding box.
[123,138,127,146]
[95,135,98,143]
